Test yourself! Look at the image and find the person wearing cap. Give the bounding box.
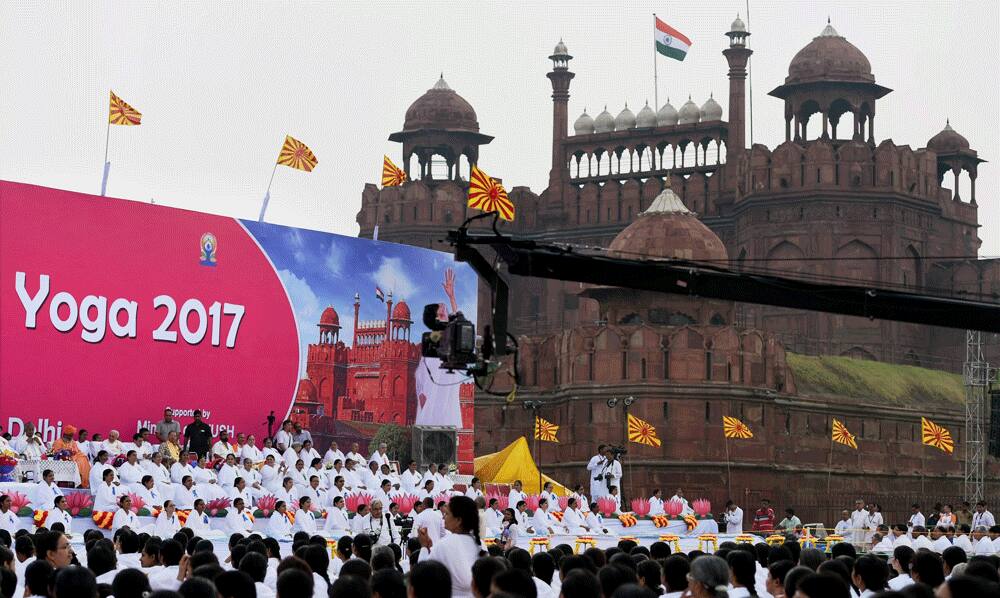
[50,425,91,488]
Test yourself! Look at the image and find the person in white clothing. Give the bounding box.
[266,501,293,539]
[600,455,623,500]
[724,500,744,534]
[417,495,481,598]
[531,498,556,535]
[508,480,527,508]
[117,451,146,491]
[135,475,165,509]
[94,469,121,511]
[274,420,294,453]
[570,485,590,513]
[891,524,912,547]
[887,545,914,590]
[930,527,952,552]
[323,442,345,467]
[102,430,125,457]
[499,508,521,550]
[185,499,213,535]
[369,443,390,467]
[90,453,119,491]
[229,477,254,507]
[282,443,301,470]
[224,498,255,536]
[345,443,364,467]
[541,482,559,507]
[586,447,607,499]
[871,533,894,552]
[301,476,328,510]
[483,499,503,536]
[867,503,884,542]
[260,455,285,493]
[585,502,608,534]
[294,497,319,534]
[154,501,182,538]
[299,439,321,465]
[0,496,17,534]
[173,476,198,510]
[372,479,394,509]
[34,469,63,510]
[399,460,423,495]
[366,500,400,546]
[911,526,934,550]
[50,495,73,533]
[112,496,139,532]
[211,430,237,460]
[132,433,156,460]
[464,477,485,500]
[908,504,926,532]
[351,504,371,535]
[607,486,622,514]
[952,526,974,552]
[324,497,351,537]
[648,488,665,516]
[561,498,588,533]
[972,501,996,529]
[834,510,852,535]
[240,435,263,463]
[417,480,436,502]
[936,504,956,529]
[170,452,196,484]
[433,464,454,494]
[413,499,445,541]
[850,499,871,544]
[217,454,240,489]
[668,488,692,515]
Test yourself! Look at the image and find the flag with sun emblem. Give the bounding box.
[723,416,753,439]
[534,416,559,443]
[277,135,318,172]
[921,417,954,453]
[381,155,407,187]
[109,91,142,125]
[832,419,858,449]
[627,413,661,447]
[468,165,515,221]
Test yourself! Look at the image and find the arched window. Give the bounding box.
[709,313,727,326]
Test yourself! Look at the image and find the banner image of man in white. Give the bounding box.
[414,268,466,428]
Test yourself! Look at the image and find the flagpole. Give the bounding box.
[258,162,279,223]
[100,121,111,196]
[724,436,732,498]
[826,431,835,496]
[652,13,659,114]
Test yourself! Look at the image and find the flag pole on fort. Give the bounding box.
[652,13,659,115]
[260,135,318,223]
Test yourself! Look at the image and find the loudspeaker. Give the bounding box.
[412,426,458,467]
[989,390,1000,458]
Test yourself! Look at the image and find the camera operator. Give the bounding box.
[601,447,623,496]
[587,444,608,499]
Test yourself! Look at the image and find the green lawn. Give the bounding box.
[787,353,965,408]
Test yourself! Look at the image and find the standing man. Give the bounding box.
[751,499,775,534]
[586,445,607,500]
[601,450,622,499]
[154,408,181,443]
[274,420,293,453]
[850,499,871,544]
[724,500,744,534]
[972,501,995,530]
[908,503,925,533]
[182,410,213,459]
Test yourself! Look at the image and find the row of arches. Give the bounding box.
[569,172,721,225]
[568,138,727,180]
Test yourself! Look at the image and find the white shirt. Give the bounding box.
[601,460,622,491]
[562,507,587,533]
[170,461,194,484]
[154,512,182,538]
[369,450,390,467]
[974,536,995,555]
[50,507,72,532]
[217,464,240,488]
[834,519,852,535]
[586,454,606,497]
[212,441,237,460]
[34,481,63,510]
[274,430,292,452]
[226,508,255,535]
[888,573,913,590]
[953,534,974,552]
[649,496,665,516]
[345,451,364,465]
[532,508,554,534]
[465,486,484,500]
[185,510,213,535]
[133,441,156,459]
[323,449,345,466]
[118,461,146,487]
[102,439,125,456]
[400,469,423,494]
[584,511,606,533]
[112,507,139,532]
[892,534,912,547]
[294,509,318,534]
[972,510,996,529]
[149,565,182,591]
[419,532,480,598]
[413,508,445,540]
[324,506,351,534]
[912,535,934,551]
[908,512,925,530]
[282,447,299,470]
[135,485,164,508]
[240,444,263,463]
[725,507,744,534]
[94,481,120,511]
[508,488,527,508]
[174,485,198,510]
[300,447,321,465]
[932,536,952,553]
[484,508,503,534]
[0,509,17,534]
[872,537,894,552]
[850,509,870,541]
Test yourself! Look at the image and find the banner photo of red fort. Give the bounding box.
[0,181,477,468]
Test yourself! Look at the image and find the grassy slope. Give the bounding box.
[786,353,965,408]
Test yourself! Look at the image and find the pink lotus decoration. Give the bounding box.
[558,496,569,511]
[205,497,231,516]
[127,493,146,514]
[432,493,450,507]
[65,492,94,516]
[255,495,278,517]
[665,499,685,518]
[596,497,618,517]
[692,498,712,518]
[525,495,541,511]
[8,491,30,513]
[630,498,651,517]
[345,493,373,514]
[394,494,419,516]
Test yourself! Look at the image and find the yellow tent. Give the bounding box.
[474,436,570,496]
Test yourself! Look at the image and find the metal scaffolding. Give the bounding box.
[963,330,994,503]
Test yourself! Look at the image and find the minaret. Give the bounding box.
[547,39,575,190]
[385,291,393,342]
[352,293,360,347]
[723,15,752,157]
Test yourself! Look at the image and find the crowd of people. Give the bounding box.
[1,495,999,598]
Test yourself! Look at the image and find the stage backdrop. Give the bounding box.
[0,181,477,469]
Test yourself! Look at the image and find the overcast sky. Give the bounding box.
[3,1,999,254]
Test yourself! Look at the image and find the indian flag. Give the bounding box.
[655,17,691,61]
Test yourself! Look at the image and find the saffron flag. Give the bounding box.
[382,155,408,187]
[277,135,318,172]
[534,416,559,443]
[627,413,661,447]
[723,416,753,439]
[921,417,954,453]
[109,91,142,125]
[654,17,692,62]
[468,165,515,221]
[832,419,858,449]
